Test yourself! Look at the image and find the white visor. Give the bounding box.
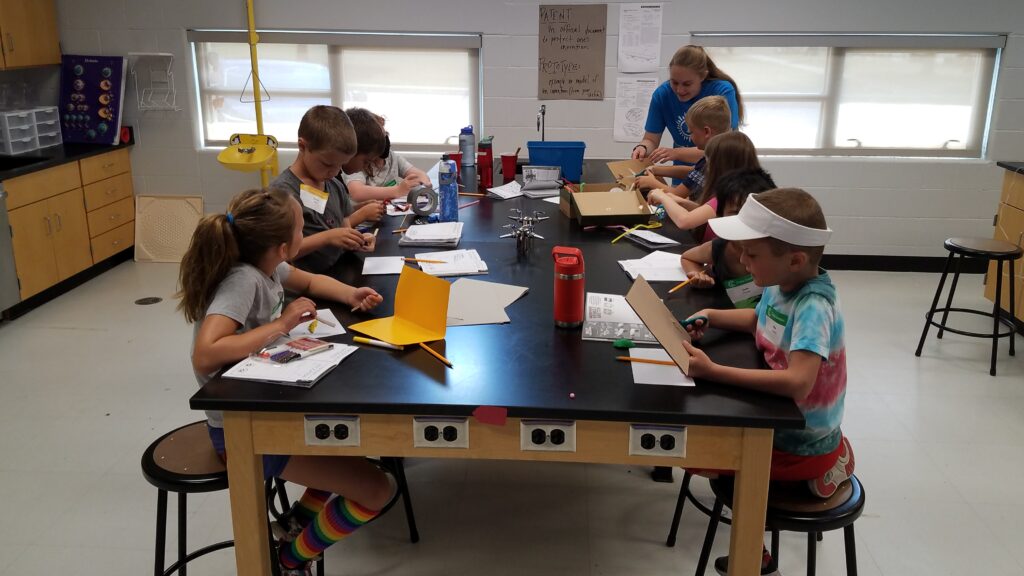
[708,195,832,247]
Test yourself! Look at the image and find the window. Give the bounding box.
[189,31,480,150]
[696,34,1004,157]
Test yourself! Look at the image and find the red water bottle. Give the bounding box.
[477,140,494,190]
[552,246,585,328]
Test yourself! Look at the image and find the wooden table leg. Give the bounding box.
[224,411,272,576]
[727,428,773,576]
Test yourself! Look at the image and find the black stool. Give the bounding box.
[141,421,234,576]
[666,473,865,576]
[915,237,1022,376]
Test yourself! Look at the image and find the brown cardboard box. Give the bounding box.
[559,182,621,218]
[606,159,667,190]
[571,188,654,227]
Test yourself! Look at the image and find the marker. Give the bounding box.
[616,356,677,367]
[353,336,404,351]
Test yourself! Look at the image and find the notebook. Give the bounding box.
[397,222,464,248]
[222,344,358,388]
[414,249,488,277]
[521,165,562,198]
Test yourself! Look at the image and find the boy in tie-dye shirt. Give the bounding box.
[682,188,854,499]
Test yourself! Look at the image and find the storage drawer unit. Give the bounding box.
[984,166,1024,321]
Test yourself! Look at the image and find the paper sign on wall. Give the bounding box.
[614,77,658,142]
[538,4,607,100]
[618,3,662,73]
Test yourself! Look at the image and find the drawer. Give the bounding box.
[79,148,130,185]
[1002,171,1024,212]
[4,161,81,210]
[84,172,133,211]
[91,221,134,264]
[87,196,134,238]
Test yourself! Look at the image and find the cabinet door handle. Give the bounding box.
[5,33,14,53]
[43,216,52,236]
[112,240,121,247]
[109,214,119,221]
[105,188,116,196]
[55,213,62,232]
[102,162,116,169]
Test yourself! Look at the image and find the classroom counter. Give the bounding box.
[0,141,132,180]
[997,161,1024,175]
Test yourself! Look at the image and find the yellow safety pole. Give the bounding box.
[244,0,272,186]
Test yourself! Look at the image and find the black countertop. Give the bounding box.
[997,162,1024,175]
[191,198,806,431]
[0,141,132,180]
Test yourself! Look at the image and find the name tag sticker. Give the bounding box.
[299,184,329,215]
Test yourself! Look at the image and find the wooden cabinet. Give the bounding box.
[83,150,134,263]
[0,0,61,70]
[9,188,90,299]
[5,148,134,300]
[984,169,1024,320]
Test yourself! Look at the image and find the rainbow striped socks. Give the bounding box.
[290,489,331,528]
[279,496,380,568]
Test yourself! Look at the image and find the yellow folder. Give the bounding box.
[349,266,450,345]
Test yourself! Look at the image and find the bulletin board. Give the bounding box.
[538,4,607,100]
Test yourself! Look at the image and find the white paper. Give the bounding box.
[618,3,662,73]
[362,256,406,275]
[447,278,529,326]
[402,222,464,241]
[619,250,687,281]
[542,196,561,204]
[487,181,524,200]
[289,309,346,338]
[386,203,413,217]
[582,291,659,343]
[629,229,679,245]
[415,249,488,277]
[223,344,358,385]
[630,347,693,386]
[426,161,441,190]
[586,292,644,323]
[614,77,659,142]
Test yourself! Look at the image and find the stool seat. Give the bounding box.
[709,475,865,533]
[944,237,1023,259]
[142,421,228,494]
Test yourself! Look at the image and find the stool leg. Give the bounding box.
[992,260,1004,376]
[769,529,780,571]
[937,255,963,339]
[275,478,291,516]
[178,492,187,576]
[1009,259,1016,357]
[666,470,693,547]
[844,525,858,576]
[807,531,817,576]
[917,252,955,356]
[316,557,325,575]
[155,489,167,576]
[694,498,724,576]
[391,457,420,543]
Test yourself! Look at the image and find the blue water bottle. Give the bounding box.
[458,125,477,193]
[438,154,459,222]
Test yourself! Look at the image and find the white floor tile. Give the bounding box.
[921,442,1024,505]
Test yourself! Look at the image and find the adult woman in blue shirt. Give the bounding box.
[632,45,745,182]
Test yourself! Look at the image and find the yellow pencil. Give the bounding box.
[392,228,408,234]
[403,258,447,264]
[459,192,485,197]
[616,356,677,366]
[353,336,404,351]
[668,277,693,294]
[419,342,453,368]
[372,228,380,237]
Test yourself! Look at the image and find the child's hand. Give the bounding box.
[689,270,715,289]
[357,233,377,253]
[278,297,317,331]
[682,341,714,379]
[683,311,710,340]
[355,201,384,222]
[635,174,662,190]
[647,189,668,206]
[348,287,383,312]
[329,228,366,250]
[399,172,427,194]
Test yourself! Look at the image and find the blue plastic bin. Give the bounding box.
[527,141,586,183]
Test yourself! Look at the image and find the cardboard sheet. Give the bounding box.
[624,276,691,374]
[447,279,529,326]
[349,267,450,345]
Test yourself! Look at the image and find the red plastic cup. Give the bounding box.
[501,153,518,184]
[448,152,462,176]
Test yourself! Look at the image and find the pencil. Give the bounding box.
[403,258,447,264]
[372,228,379,237]
[392,228,408,234]
[459,200,480,210]
[616,356,677,366]
[459,192,485,197]
[668,277,693,294]
[353,336,404,351]
[419,342,453,368]
[315,314,336,327]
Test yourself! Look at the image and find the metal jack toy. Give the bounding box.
[500,208,549,256]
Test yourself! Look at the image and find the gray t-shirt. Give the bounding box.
[271,168,354,273]
[342,151,414,187]
[193,261,291,428]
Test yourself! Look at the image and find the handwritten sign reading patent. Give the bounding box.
[538,4,607,100]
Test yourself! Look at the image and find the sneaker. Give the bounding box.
[714,548,779,575]
[808,436,855,498]
[270,514,303,542]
